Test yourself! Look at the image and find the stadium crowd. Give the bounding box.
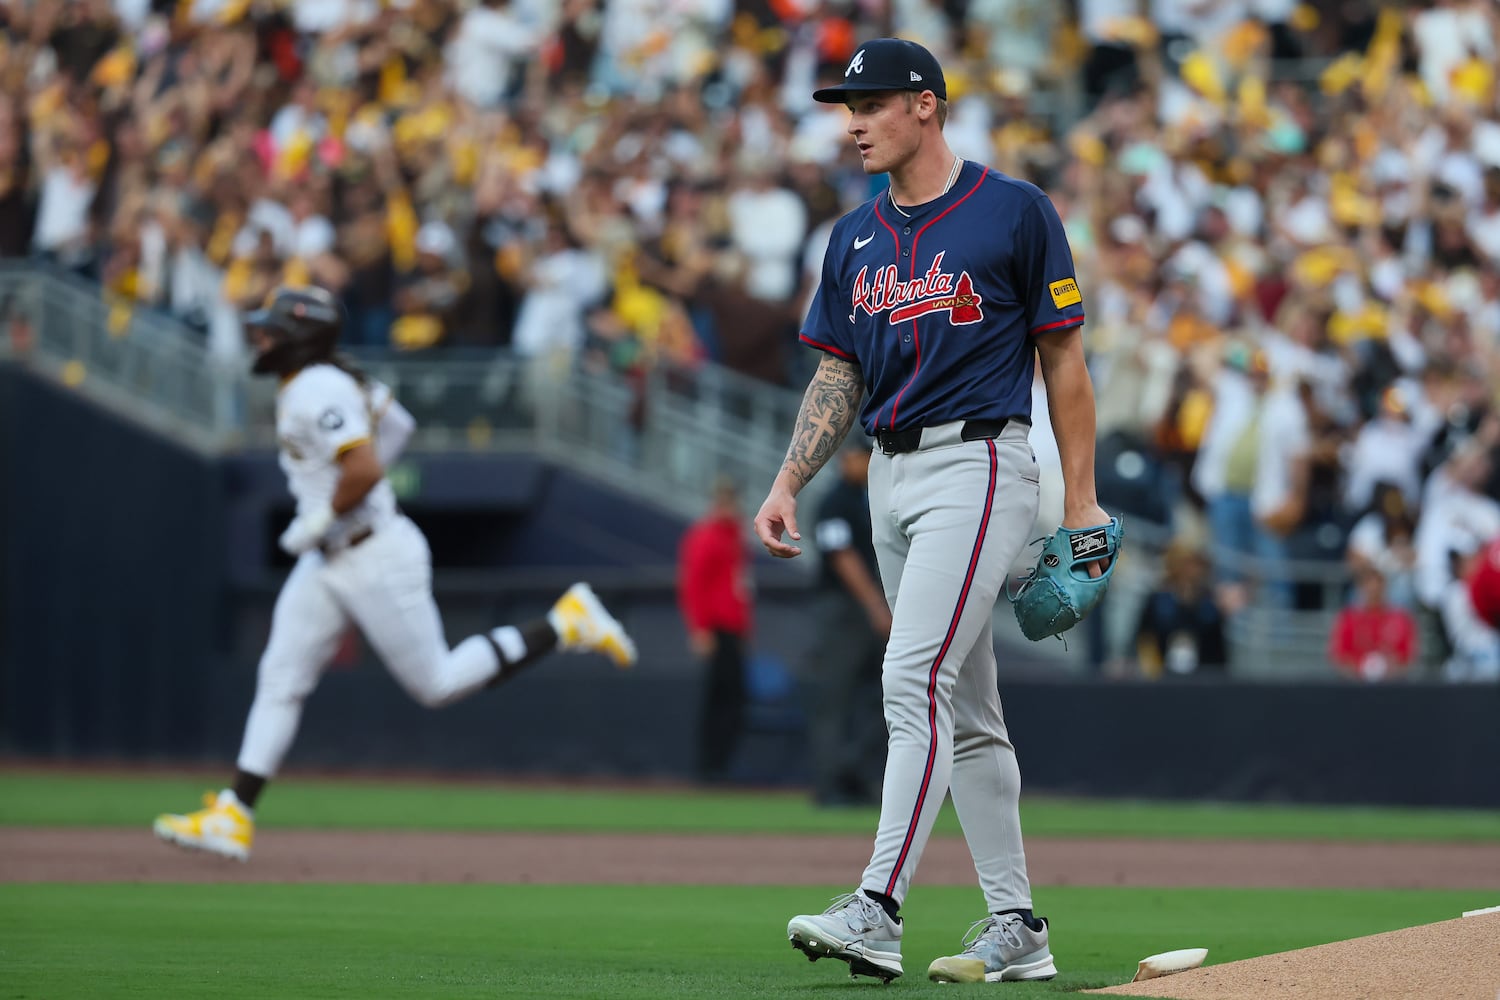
[1,0,1498,678]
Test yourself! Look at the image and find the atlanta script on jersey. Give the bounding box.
[801,162,1086,434]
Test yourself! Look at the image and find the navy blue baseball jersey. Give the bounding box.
[800,162,1085,434]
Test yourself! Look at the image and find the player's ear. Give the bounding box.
[915,90,938,123]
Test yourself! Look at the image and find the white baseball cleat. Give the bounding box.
[927,913,1057,983]
[788,890,904,983]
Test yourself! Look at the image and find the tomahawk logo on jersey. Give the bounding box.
[801,162,1085,435]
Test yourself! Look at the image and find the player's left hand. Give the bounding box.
[279,503,336,556]
[1062,502,1114,578]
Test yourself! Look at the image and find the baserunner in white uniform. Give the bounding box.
[155,286,636,861]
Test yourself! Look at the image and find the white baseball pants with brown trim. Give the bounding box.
[858,419,1040,912]
[237,515,508,778]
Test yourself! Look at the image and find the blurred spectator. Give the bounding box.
[676,477,753,783]
[1076,0,1149,108]
[1134,539,1228,678]
[1343,386,1432,513]
[1414,433,1500,611]
[1439,533,1500,682]
[800,435,887,807]
[1467,536,1500,633]
[1196,348,1308,611]
[725,154,808,303]
[1346,482,1420,609]
[391,221,468,350]
[0,97,33,258]
[1328,563,1418,681]
[445,0,540,109]
[513,216,608,361]
[30,104,97,271]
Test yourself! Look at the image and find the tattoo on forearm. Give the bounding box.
[782,356,863,489]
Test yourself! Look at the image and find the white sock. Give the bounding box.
[546,608,569,644]
[489,625,527,665]
[218,789,251,816]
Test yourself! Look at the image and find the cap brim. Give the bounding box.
[813,82,917,103]
[244,309,273,327]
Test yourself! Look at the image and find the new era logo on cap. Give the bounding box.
[814,37,947,103]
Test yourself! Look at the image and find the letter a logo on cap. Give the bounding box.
[846,50,864,77]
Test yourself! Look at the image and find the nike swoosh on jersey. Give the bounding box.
[853,233,875,250]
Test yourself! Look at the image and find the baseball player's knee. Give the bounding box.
[409,686,456,709]
[402,670,462,709]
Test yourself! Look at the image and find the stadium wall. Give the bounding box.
[0,366,226,758]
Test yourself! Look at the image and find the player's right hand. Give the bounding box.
[279,503,335,556]
[754,489,802,559]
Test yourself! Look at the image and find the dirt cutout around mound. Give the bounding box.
[1089,913,1500,1000]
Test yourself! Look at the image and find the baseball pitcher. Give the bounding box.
[754,39,1120,985]
[155,286,637,861]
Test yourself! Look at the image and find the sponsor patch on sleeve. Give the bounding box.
[1049,278,1082,309]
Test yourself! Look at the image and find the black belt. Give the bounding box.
[319,526,374,557]
[875,418,1013,456]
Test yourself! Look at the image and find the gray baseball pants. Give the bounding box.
[858,419,1040,912]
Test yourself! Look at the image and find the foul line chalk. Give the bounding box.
[1462,905,1500,918]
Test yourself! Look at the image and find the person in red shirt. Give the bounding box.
[677,477,755,782]
[1467,537,1500,630]
[1329,565,1418,681]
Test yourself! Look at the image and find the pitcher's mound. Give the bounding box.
[1087,912,1500,1000]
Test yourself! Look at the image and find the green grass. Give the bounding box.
[1,884,1486,999]
[3,771,1499,841]
[5,883,1488,999]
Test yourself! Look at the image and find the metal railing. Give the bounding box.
[0,264,813,522]
[0,264,235,452]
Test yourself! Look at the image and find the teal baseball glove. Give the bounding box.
[1009,517,1124,641]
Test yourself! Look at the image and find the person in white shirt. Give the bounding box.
[31,135,96,267]
[1343,386,1432,514]
[154,286,637,862]
[445,0,540,108]
[726,156,809,302]
[1411,0,1494,106]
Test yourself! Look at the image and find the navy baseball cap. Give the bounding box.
[813,38,947,103]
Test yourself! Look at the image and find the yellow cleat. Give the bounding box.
[548,583,638,669]
[153,790,254,862]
